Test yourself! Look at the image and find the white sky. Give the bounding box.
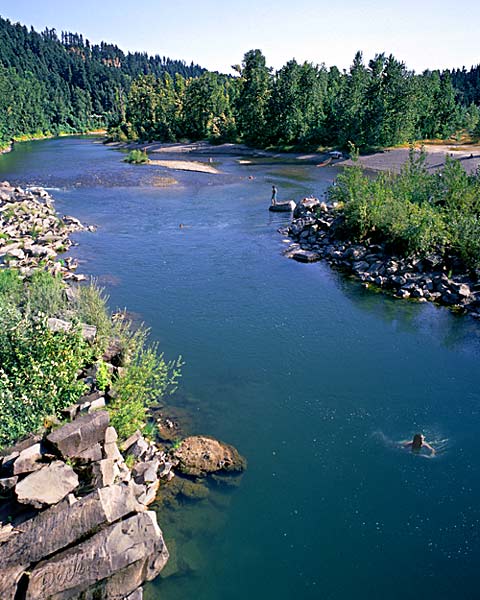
[2,0,479,74]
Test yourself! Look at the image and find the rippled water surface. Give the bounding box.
[2,138,480,600]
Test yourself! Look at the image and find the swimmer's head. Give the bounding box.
[412,433,424,449]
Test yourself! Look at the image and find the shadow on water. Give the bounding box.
[333,270,480,354]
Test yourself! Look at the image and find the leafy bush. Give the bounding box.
[329,148,480,267]
[26,270,67,316]
[0,269,23,304]
[0,269,183,447]
[108,328,183,440]
[0,304,88,446]
[75,281,113,353]
[96,360,112,391]
[124,149,149,164]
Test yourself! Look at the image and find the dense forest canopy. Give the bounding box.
[0,15,204,145]
[0,15,479,149]
[113,49,480,149]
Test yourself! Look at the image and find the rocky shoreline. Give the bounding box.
[281,197,480,318]
[0,181,247,598]
[0,180,95,280]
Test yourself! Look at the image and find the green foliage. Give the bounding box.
[96,360,112,391]
[0,305,88,447]
[329,149,480,266]
[108,332,182,439]
[0,269,23,304]
[74,281,113,353]
[0,269,183,448]
[124,149,149,164]
[108,327,183,440]
[26,270,66,317]
[0,16,205,146]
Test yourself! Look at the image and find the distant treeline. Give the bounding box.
[0,16,204,145]
[113,50,480,149]
[1,14,480,150]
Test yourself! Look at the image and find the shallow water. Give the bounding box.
[2,138,480,600]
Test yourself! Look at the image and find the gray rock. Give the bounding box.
[47,317,73,334]
[0,484,144,569]
[88,396,106,412]
[75,443,103,463]
[92,459,119,488]
[290,249,321,263]
[6,247,25,260]
[104,441,123,462]
[13,443,44,475]
[352,260,370,273]
[126,437,150,460]
[120,430,142,452]
[47,411,110,459]
[15,461,79,508]
[105,426,118,444]
[26,512,166,600]
[81,323,97,344]
[0,476,18,493]
[0,565,27,600]
[441,290,460,305]
[133,459,160,485]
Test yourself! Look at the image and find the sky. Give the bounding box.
[2,0,479,74]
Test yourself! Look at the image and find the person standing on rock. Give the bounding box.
[271,185,278,206]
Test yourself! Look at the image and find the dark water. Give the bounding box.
[2,138,480,600]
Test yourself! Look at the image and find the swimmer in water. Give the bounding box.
[403,433,436,456]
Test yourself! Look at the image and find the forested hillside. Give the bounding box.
[0,16,204,146]
[0,14,479,150]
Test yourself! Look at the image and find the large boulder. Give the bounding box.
[47,411,110,459]
[171,436,247,477]
[0,484,144,571]
[15,461,79,508]
[25,511,167,600]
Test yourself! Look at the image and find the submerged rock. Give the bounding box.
[171,436,247,477]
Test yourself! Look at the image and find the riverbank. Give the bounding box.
[340,142,480,173]
[282,197,480,318]
[0,179,246,599]
[1,130,107,155]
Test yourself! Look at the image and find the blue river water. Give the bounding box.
[1,138,480,600]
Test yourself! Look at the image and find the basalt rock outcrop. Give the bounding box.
[281,197,480,318]
[0,411,171,600]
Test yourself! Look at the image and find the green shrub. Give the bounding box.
[124,149,149,164]
[0,268,183,448]
[96,360,112,391]
[0,307,88,446]
[26,270,67,317]
[75,281,114,353]
[0,269,23,304]
[108,330,182,440]
[328,148,480,266]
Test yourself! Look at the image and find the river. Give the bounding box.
[1,137,480,600]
